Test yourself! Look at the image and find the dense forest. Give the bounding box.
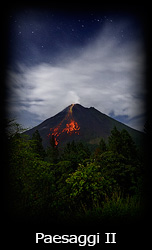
[7,120,145,223]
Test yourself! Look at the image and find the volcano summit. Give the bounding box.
[25,104,144,148]
[48,104,80,146]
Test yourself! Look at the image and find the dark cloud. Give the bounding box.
[6,11,146,131]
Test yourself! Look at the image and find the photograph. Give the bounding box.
[2,2,151,249]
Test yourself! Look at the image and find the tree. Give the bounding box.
[32,130,45,160]
[61,141,90,169]
[94,138,107,161]
[51,160,74,214]
[100,151,136,195]
[108,127,137,162]
[8,126,55,218]
[108,127,122,154]
[6,119,26,139]
[46,135,59,163]
[66,162,117,211]
[99,138,107,152]
[120,129,137,161]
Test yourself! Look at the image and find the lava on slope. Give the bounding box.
[48,104,80,145]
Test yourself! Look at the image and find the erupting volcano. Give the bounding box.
[24,104,144,149]
[48,104,80,145]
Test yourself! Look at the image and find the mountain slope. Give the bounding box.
[25,104,144,148]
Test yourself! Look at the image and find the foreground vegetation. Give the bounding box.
[7,120,145,222]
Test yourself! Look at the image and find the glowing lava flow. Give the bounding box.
[48,104,80,146]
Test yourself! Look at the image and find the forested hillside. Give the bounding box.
[7,120,145,223]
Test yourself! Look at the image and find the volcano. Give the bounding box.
[25,104,144,149]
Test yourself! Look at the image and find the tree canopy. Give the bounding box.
[7,122,144,222]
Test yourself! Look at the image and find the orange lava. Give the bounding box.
[62,120,80,135]
[48,104,80,145]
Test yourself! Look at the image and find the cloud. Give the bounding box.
[6,22,146,131]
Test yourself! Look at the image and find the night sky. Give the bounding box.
[6,7,146,131]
